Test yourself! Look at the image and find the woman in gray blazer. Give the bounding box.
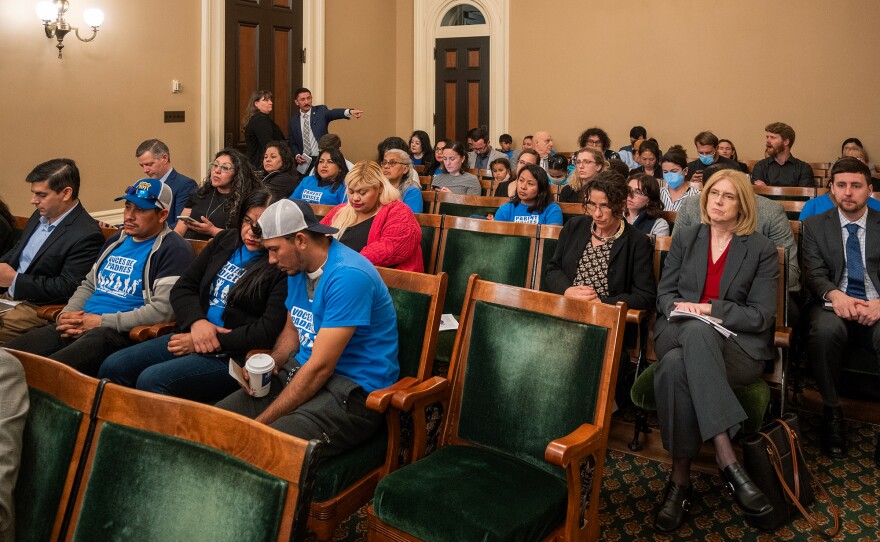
[652,170,777,533]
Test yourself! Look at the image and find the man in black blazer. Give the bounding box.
[802,157,880,463]
[0,158,104,343]
[136,139,197,229]
[287,87,363,173]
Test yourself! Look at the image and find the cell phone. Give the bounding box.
[176,216,202,224]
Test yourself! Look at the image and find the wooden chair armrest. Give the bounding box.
[129,325,154,341]
[366,377,419,414]
[390,376,449,412]
[625,309,645,325]
[544,423,601,468]
[150,322,176,338]
[774,327,792,349]
[37,305,64,322]
[129,322,177,341]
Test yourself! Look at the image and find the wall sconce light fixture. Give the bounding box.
[37,0,104,59]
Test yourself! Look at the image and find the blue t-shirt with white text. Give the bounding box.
[291,175,348,205]
[494,202,563,225]
[206,246,261,327]
[84,236,155,315]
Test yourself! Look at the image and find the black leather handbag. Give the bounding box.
[742,413,840,535]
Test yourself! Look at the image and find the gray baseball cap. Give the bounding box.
[257,199,338,239]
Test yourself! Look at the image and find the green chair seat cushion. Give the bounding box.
[312,426,387,502]
[630,363,770,433]
[15,389,83,542]
[72,423,287,542]
[373,445,567,542]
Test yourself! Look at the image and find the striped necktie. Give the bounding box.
[301,113,315,156]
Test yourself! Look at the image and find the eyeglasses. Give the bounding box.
[585,201,613,213]
[210,161,234,172]
[585,139,603,147]
[124,184,158,202]
[575,160,598,166]
[380,160,407,167]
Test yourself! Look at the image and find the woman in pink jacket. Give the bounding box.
[321,161,423,272]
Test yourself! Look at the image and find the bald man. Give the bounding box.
[532,131,555,171]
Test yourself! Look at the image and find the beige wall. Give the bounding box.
[509,0,880,164]
[0,0,201,217]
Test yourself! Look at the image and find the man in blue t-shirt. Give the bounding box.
[6,179,194,375]
[216,198,399,458]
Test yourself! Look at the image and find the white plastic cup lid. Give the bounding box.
[245,353,275,374]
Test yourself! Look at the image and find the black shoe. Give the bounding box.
[821,406,848,459]
[721,462,773,517]
[654,480,691,533]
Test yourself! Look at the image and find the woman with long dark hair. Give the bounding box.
[409,130,432,166]
[290,147,350,205]
[98,189,288,403]
[261,140,299,199]
[492,164,562,225]
[242,90,284,171]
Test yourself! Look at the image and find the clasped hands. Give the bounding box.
[167,319,230,356]
[827,290,880,325]
[56,311,103,338]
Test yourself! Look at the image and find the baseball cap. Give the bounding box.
[257,199,338,239]
[115,178,173,211]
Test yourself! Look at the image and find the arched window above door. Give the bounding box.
[440,5,486,26]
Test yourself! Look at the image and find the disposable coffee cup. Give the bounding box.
[245,354,274,398]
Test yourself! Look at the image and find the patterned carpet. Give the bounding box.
[304,409,878,541]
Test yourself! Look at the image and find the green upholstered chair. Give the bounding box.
[64,383,320,542]
[307,268,447,541]
[420,190,435,214]
[8,349,102,542]
[414,213,443,274]
[433,216,539,364]
[367,277,629,542]
[434,193,509,218]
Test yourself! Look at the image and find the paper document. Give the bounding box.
[228,358,247,387]
[439,314,459,332]
[669,309,737,338]
[296,154,313,175]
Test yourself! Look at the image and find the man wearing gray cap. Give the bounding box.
[5,179,194,376]
[216,198,399,458]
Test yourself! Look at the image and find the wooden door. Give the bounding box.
[434,36,490,142]
[225,0,303,152]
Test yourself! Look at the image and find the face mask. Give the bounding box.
[664,171,685,189]
[698,153,715,166]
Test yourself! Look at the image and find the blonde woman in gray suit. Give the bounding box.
[0,350,28,542]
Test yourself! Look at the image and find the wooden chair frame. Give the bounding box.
[420,190,435,214]
[752,185,816,201]
[309,202,337,220]
[433,193,509,217]
[366,277,628,541]
[307,268,447,541]
[413,213,442,274]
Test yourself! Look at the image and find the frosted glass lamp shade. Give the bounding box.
[83,8,104,27]
[36,1,58,21]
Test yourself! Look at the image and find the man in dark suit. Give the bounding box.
[135,139,197,229]
[0,158,104,343]
[802,157,880,464]
[287,87,363,174]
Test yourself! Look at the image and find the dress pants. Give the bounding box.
[654,319,765,458]
[4,324,134,376]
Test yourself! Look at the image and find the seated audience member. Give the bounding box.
[376,136,409,163]
[408,130,432,166]
[215,199,400,459]
[521,134,534,150]
[242,90,284,171]
[619,125,647,170]
[559,147,607,203]
[579,127,620,161]
[630,138,663,180]
[0,159,104,343]
[652,169,776,533]
[801,157,880,465]
[608,158,631,179]
[717,139,750,173]
[431,141,481,195]
[800,162,880,221]
[686,131,739,183]
[467,128,507,171]
[489,157,512,191]
[6,179,194,375]
[322,161,423,272]
[544,170,655,309]
[0,199,12,257]
[98,190,286,402]
[291,148,350,205]
[498,133,518,162]
[318,134,355,170]
[532,131,555,171]
[838,137,875,170]
[751,122,813,187]
[660,147,700,212]
[176,148,260,241]
[547,154,571,186]
[495,149,538,198]
[626,173,670,236]
[427,138,450,176]
[492,164,562,225]
[136,139,198,229]
[381,149,423,214]
[0,350,27,542]
[261,140,300,199]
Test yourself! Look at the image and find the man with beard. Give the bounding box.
[750,122,813,187]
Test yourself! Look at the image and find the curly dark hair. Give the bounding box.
[627,172,664,219]
[585,170,628,218]
[197,148,260,228]
[578,127,612,151]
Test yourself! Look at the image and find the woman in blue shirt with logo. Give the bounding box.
[290,147,350,205]
[492,164,563,225]
[98,189,288,403]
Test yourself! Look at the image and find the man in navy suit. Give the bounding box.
[0,158,104,343]
[287,88,363,174]
[136,139,197,229]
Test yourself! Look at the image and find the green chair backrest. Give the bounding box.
[436,202,500,218]
[15,389,83,542]
[388,287,432,379]
[71,423,288,542]
[419,225,438,273]
[456,301,609,479]
[538,238,558,292]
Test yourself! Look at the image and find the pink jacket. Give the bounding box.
[322,200,424,272]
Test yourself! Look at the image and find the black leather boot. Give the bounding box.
[721,462,773,517]
[654,480,691,533]
[821,405,847,459]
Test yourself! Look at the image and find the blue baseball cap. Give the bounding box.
[115,178,173,210]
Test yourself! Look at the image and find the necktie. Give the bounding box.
[845,223,867,300]
[301,113,315,156]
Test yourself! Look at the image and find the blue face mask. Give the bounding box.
[698,153,715,166]
[664,171,685,189]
